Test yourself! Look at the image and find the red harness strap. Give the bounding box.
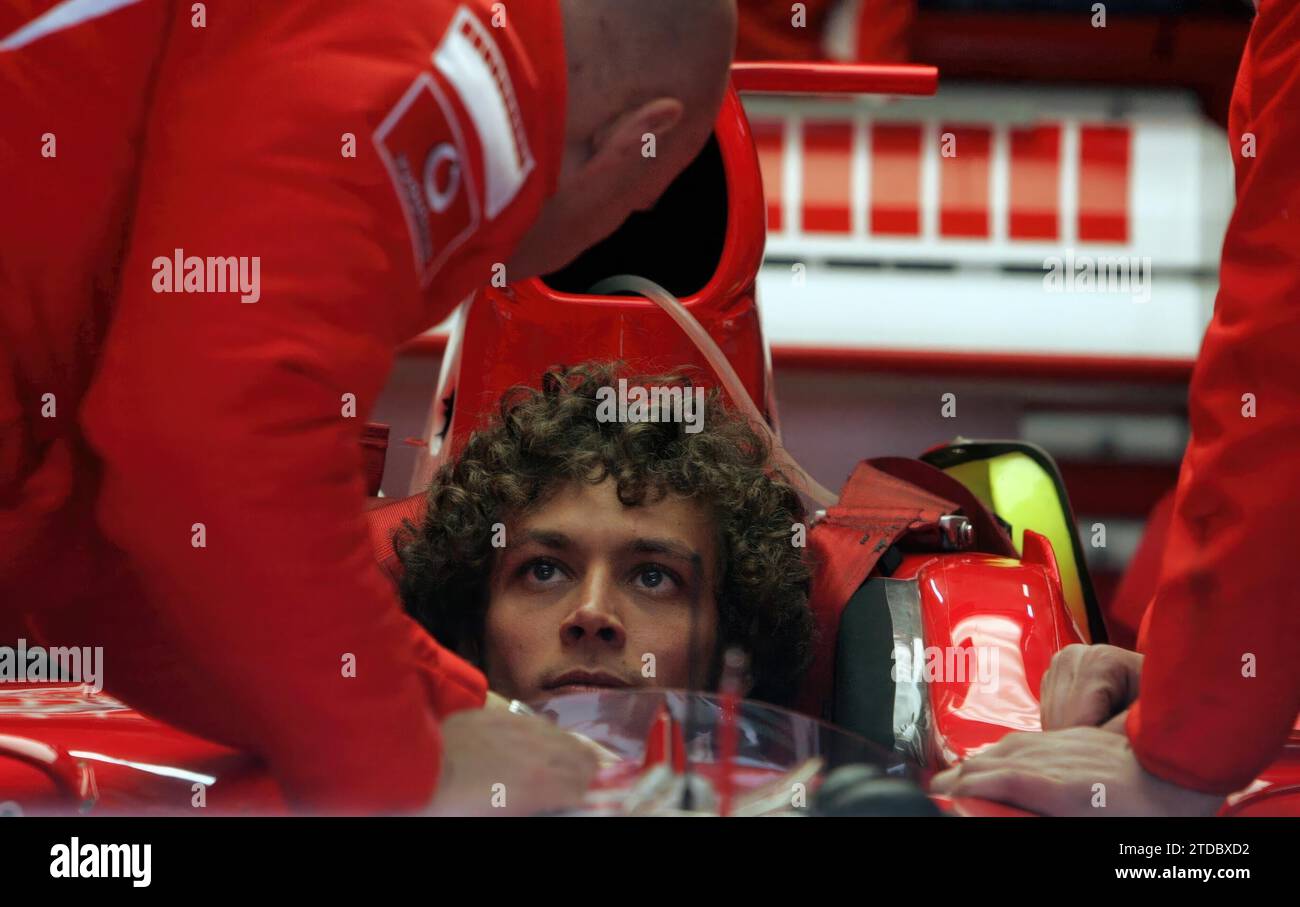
[798,457,1015,717]
[869,456,1017,561]
[366,493,426,582]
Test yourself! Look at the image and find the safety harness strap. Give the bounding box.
[799,457,1015,716]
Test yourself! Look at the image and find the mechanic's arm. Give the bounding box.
[1125,0,1300,796]
[82,258,445,811]
[73,36,460,812]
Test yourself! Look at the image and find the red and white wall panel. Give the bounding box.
[745,84,1233,363]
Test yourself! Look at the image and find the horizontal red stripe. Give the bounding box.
[770,347,1193,383]
[731,62,939,97]
[398,335,1194,385]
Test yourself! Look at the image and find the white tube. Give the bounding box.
[590,275,839,508]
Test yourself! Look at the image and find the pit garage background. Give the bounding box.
[375,0,1251,627]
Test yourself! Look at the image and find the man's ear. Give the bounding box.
[586,97,685,177]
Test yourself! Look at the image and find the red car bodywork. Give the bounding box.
[0,543,1082,815]
[6,543,1293,815]
[2,62,1296,817]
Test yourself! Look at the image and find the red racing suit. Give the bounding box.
[0,0,566,811]
[1125,0,1300,795]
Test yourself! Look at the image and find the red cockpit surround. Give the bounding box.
[408,86,773,491]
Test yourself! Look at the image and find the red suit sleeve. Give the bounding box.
[410,618,489,716]
[83,244,448,812]
[65,1,560,812]
[1126,0,1300,794]
[80,172,450,811]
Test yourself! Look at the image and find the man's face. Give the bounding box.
[482,479,719,704]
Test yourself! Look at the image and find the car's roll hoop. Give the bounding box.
[731,61,939,97]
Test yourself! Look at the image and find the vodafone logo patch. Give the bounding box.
[423,143,463,214]
[374,6,534,287]
[374,72,482,287]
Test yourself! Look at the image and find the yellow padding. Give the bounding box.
[943,453,1090,642]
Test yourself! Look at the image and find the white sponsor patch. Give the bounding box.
[374,73,483,286]
[432,6,535,220]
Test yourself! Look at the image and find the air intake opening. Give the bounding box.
[541,134,729,298]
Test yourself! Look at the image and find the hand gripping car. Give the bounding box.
[2,62,1297,817]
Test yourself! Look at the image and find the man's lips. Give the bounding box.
[543,669,633,691]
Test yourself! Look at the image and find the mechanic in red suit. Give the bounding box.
[933,0,1300,815]
[0,0,737,814]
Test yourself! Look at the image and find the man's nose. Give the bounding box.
[560,579,626,648]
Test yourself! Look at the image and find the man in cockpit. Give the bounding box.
[396,362,814,708]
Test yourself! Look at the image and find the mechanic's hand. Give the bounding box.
[483,690,513,710]
[1039,643,1143,730]
[929,726,1224,817]
[482,690,620,765]
[426,708,598,816]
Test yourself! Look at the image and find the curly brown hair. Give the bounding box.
[395,362,814,706]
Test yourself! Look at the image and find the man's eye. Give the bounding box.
[528,561,560,582]
[518,559,564,586]
[634,565,679,592]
